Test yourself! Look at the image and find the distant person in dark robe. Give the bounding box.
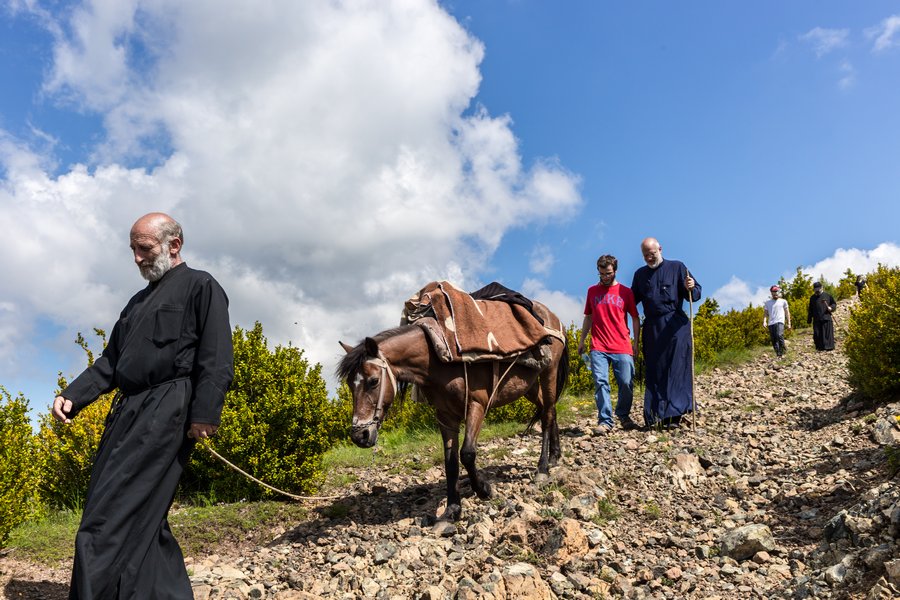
[630,237,701,430]
[807,281,837,351]
[52,212,234,599]
[855,275,867,297]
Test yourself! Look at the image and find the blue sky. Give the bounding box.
[1,1,899,413]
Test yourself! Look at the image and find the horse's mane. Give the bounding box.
[335,325,417,382]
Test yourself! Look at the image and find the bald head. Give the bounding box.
[131,213,183,244]
[640,237,663,268]
[130,213,184,281]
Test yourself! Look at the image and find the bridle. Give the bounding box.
[352,350,397,431]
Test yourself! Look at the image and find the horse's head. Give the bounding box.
[337,337,398,449]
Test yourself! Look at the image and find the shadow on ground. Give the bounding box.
[269,461,529,546]
[4,579,68,600]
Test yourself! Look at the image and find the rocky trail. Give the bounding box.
[5,298,900,599]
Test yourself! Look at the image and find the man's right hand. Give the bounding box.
[52,396,73,424]
[577,341,586,355]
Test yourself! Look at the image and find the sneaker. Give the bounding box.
[592,424,613,436]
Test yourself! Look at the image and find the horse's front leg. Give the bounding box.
[439,423,462,521]
[460,400,491,500]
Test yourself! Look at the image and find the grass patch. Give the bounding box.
[169,500,308,558]
[538,507,564,520]
[642,500,662,520]
[322,426,443,476]
[696,345,770,375]
[6,510,80,564]
[8,500,310,566]
[592,498,620,525]
[558,392,596,423]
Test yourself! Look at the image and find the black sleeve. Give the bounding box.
[188,277,234,425]
[60,317,124,419]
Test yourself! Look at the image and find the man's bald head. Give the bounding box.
[640,237,663,268]
[131,213,183,245]
[130,213,184,281]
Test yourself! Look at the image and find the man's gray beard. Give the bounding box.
[648,257,662,269]
[140,245,173,282]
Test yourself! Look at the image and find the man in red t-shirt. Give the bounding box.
[577,254,641,434]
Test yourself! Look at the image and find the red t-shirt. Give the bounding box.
[583,282,639,355]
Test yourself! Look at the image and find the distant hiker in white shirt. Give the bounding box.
[763,285,791,358]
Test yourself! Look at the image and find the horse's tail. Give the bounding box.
[556,338,570,399]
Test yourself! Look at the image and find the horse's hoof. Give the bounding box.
[476,481,493,500]
[432,519,458,536]
[534,472,549,486]
[438,504,462,522]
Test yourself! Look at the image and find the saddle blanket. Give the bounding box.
[401,281,564,363]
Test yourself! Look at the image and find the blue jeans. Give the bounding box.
[590,351,635,426]
[768,323,785,356]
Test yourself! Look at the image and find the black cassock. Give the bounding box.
[807,291,837,351]
[62,263,233,599]
[631,259,701,426]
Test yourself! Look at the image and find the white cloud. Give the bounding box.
[711,243,900,312]
[866,14,900,53]
[802,242,900,283]
[0,0,583,392]
[799,27,849,58]
[529,244,554,275]
[520,278,583,329]
[710,276,769,313]
[838,59,856,90]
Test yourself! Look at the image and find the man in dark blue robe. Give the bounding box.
[630,237,701,429]
[53,213,233,599]
[807,281,836,351]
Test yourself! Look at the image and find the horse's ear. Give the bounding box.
[364,337,379,357]
[339,341,354,354]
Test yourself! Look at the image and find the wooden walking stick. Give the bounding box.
[688,269,696,433]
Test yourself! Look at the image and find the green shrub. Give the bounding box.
[36,393,111,510]
[780,267,814,331]
[486,396,535,424]
[565,323,594,396]
[835,268,859,301]
[36,331,111,510]
[184,322,345,502]
[0,388,41,547]
[845,265,900,400]
[692,299,768,365]
[372,384,437,432]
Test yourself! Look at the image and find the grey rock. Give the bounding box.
[719,524,776,561]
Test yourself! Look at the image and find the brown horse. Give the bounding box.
[337,303,569,521]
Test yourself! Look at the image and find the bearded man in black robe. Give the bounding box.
[53,212,234,599]
[807,281,837,351]
[631,237,700,429]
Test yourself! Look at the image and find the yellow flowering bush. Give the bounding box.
[0,388,41,547]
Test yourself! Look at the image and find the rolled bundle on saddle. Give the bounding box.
[401,281,565,370]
